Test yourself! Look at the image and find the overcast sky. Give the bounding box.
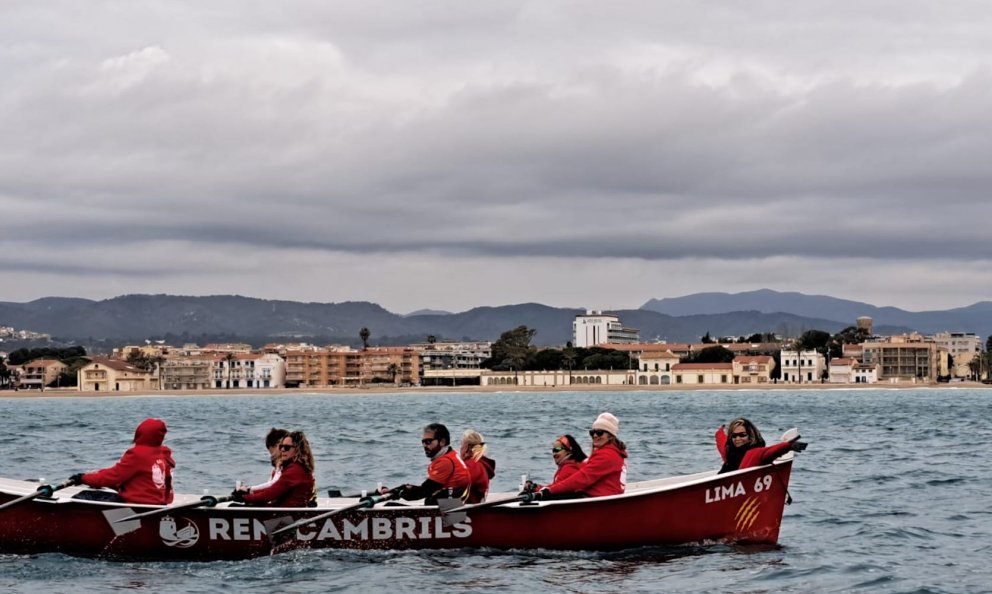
[3,2,992,314]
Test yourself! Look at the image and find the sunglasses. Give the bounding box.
[278,443,295,451]
[730,432,749,439]
[589,429,608,437]
[421,437,437,445]
[551,446,566,453]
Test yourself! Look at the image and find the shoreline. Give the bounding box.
[3,381,989,399]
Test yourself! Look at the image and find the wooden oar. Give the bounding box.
[440,494,527,526]
[269,491,397,538]
[0,477,77,512]
[113,495,232,523]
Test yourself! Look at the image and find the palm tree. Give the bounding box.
[387,363,400,384]
[359,327,371,351]
[224,352,236,388]
[427,335,437,347]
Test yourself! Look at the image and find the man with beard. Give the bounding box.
[382,423,470,505]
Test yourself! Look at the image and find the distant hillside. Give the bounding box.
[642,289,991,338]
[0,292,946,349]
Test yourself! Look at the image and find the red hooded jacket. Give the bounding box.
[545,443,627,498]
[464,456,495,504]
[82,418,175,504]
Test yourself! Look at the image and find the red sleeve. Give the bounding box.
[82,449,141,488]
[546,449,619,495]
[741,441,793,468]
[715,427,728,462]
[243,464,305,504]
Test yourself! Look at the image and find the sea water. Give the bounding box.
[1,388,990,593]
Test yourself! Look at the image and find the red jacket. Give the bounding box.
[242,461,316,507]
[428,448,471,492]
[546,443,627,497]
[715,427,793,470]
[81,418,175,505]
[533,458,582,491]
[464,456,495,504]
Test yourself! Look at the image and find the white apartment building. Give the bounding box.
[780,349,826,383]
[572,311,639,348]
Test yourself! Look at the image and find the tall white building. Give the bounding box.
[572,311,639,347]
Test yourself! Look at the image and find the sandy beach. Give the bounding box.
[4,381,988,399]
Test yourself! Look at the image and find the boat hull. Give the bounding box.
[0,459,793,561]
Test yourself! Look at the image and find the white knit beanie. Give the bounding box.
[592,412,620,437]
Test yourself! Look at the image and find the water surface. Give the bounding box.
[1,388,990,593]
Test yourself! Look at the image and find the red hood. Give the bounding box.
[134,418,167,446]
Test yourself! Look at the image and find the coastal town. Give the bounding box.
[1,311,987,394]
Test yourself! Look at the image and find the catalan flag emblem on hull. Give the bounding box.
[735,496,761,532]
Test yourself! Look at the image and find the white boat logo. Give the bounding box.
[160,515,199,548]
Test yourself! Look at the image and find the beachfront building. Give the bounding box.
[862,335,939,383]
[161,356,214,390]
[732,355,776,384]
[930,331,982,378]
[828,358,857,383]
[210,353,286,389]
[283,346,419,387]
[779,349,826,383]
[481,369,634,387]
[414,341,492,386]
[572,311,639,348]
[77,357,156,392]
[15,359,68,390]
[853,362,880,384]
[673,362,735,385]
[634,348,680,385]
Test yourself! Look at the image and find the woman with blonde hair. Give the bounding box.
[459,429,496,503]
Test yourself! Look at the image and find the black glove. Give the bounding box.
[200,495,219,507]
[523,488,550,503]
[68,473,84,486]
[231,489,246,503]
[790,440,808,452]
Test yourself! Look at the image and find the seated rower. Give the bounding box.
[382,423,470,505]
[459,429,496,504]
[71,418,175,505]
[715,417,807,474]
[526,413,627,502]
[234,430,316,507]
[522,434,587,494]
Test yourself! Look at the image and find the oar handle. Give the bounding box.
[36,477,78,498]
[443,494,527,515]
[270,490,396,537]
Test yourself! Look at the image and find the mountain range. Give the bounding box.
[0,290,986,349]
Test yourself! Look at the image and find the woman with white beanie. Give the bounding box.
[525,412,628,501]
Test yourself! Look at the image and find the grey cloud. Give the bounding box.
[3,2,992,309]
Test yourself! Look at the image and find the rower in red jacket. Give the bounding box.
[383,423,471,505]
[715,417,807,473]
[72,418,175,504]
[237,430,316,507]
[459,429,496,504]
[523,434,588,493]
[531,413,628,501]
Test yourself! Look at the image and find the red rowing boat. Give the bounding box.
[0,449,796,561]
